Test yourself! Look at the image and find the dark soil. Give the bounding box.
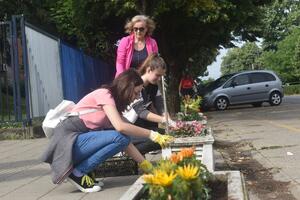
[208,178,228,200]
[95,156,139,177]
[215,140,297,200]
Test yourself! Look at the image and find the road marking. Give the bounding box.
[268,121,300,133]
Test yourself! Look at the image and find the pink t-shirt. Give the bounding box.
[71,88,115,130]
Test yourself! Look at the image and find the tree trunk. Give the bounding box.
[166,64,181,115]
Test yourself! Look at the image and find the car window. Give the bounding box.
[264,73,276,81]
[223,78,233,88]
[233,74,249,86]
[206,73,235,91]
[250,72,276,83]
[250,73,266,83]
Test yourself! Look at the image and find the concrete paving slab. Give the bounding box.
[0,139,149,200]
[206,96,300,199]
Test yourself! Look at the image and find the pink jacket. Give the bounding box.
[115,34,158,77]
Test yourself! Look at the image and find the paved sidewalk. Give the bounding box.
[207,97,300,199]
[0,138,159,200]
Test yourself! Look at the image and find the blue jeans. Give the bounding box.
[72,130,130,174]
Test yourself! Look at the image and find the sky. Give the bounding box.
[201,48,227,80]
[201,41,247,80]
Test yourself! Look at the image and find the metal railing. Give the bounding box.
[0,15,30,124]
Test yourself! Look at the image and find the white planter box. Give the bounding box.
[120,170,249,200]
[162,133,215,172]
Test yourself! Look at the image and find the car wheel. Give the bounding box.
[215,97,228,110]
[269,91,282,106]
[252,102,262,107]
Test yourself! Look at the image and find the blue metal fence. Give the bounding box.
[0,15,115,122]
[60,41,114,103]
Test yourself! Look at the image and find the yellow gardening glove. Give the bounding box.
[139,160,153,173]
[149,130,174,148]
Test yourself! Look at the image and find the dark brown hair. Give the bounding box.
[102,69,143,112]
[138,53,167,75]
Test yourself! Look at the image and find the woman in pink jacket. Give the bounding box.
[115,15,158,77]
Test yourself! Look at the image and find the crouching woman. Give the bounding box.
[41,69,173,193]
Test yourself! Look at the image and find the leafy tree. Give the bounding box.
[260,28,300,83]
[1,0,273,113]
[260,0,300,50]
[292,35,300,81]
[0,0,59,35]
[136,1,271,112]
[221,42,262,75]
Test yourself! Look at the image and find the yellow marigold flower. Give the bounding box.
[170,153,182,164]
[152,169,177,187]
[176,164,200,180]
[178,147,195,158]
[143,174,154,184]
[158,160,174,173]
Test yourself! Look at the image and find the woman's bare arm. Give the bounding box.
[103,104,151,137]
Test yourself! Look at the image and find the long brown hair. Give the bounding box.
[103,69,143,112]
[138,53,167,75]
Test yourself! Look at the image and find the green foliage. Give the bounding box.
[202,78,215,85]
[284,84,300,95]
[293,35,300,76]
[0,122,23,129]
[176,112,204,121]
[0,0,273,113]
[143,148,212,200]
[0,0,58,33]
[50,0,140,61]
[260,28,300,83]
[260,0,300,50]
[221,42,262,75]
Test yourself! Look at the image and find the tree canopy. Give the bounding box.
[259,0,300,50]
[220,0,300,84]
[221,42,263,75]
[0,0,273,112]
[260,28,300,83]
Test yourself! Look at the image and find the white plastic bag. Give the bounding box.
[42,100,75,138]
[42,100,99,138]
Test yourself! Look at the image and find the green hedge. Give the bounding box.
[284,84,300,95]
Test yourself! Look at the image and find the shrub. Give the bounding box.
[284,84,300,95]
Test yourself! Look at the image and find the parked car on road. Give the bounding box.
[201,70,284,110]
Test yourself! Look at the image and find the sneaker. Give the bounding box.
[88,172,104,187]
[67,173,101,193]
[149,150,161,155]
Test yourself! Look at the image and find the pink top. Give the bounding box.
[115,34,158,77]
[71,88,115,130]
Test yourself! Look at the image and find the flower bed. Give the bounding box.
[169,120,207,137]
[120,148,248,200]
[162,134,215,172]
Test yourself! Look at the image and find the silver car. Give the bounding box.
[202,70,284,110]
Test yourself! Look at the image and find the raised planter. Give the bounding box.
[120,170,249,200]
[162,130,215,172]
